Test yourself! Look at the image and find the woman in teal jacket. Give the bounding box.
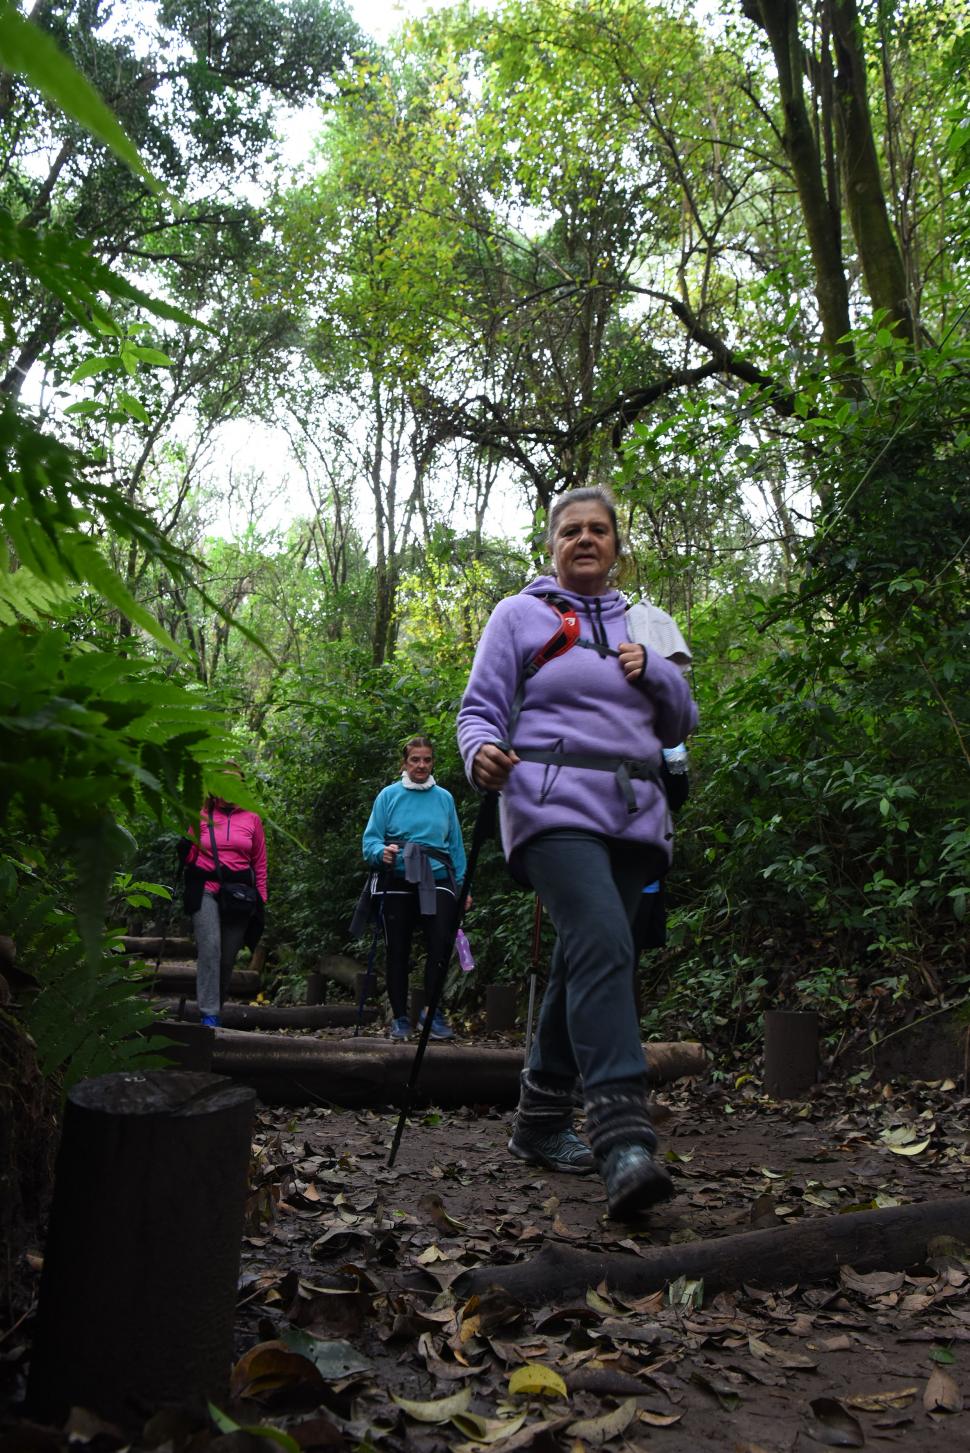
[362,736,467,1041]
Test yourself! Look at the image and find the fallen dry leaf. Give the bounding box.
[508,1363,569,1400]
[807,1396,865,1447]
[923,1365,962,1414]
[392,1387,472,1422]
[566,1397,638,1443]
[844,1386,917,1412]
[229,1341,322,1400]
[839,1267,905,1296]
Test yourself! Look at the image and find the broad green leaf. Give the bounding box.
[70,356,120,383]
[117,390,151,424]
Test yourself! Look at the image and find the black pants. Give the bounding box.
[521,831,651,1090]
[381,883,456,1018]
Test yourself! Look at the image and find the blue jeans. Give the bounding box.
[521,831,651,1090]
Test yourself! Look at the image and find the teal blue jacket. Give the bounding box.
[362,781,467,884]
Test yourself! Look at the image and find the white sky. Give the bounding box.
[349,0,464,42]
[214,0,527,548]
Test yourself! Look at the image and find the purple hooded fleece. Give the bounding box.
[457,577,698,876]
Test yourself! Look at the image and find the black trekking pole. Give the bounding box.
[354,868,388,1037]
[523,894,543,1064]
[387,790,497,1167]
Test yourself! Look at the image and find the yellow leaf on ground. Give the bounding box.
[450,1412,528,1443]
[887,1137,931,1156]
[392,1388,472,1422]
[845,1387,918,1412]
[566,1398,638,1443]
[508,1363,568,1399]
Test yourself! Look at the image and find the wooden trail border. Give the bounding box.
[211,1032,706,1109]
[456,1197,970,1304]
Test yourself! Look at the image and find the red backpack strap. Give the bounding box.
[522,593,582,680]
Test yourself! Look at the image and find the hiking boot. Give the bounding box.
[389,1016,411,1040]
[508,1126,596,1175]
[200,1013,220,1028]
[418,1009,454,1040]
[601,1143,673,1219]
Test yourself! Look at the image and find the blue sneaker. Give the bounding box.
[418,1009,454,1041]
[390,1016,411,1041]
[200,1013,221,1028]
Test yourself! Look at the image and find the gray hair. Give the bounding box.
[546,486,623,556]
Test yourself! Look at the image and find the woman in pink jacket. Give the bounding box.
[182,772,267,1027]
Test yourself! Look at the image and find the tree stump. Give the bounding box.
[27,1069,255,1428]
[486,983,518,1032]
[764,1010,818,1098]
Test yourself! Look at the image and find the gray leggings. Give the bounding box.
[192,891,248,1016]
[521,830,651,1090]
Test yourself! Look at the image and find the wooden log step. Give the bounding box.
[211,1034,706,1109]
[140,964,261,997]
[152,999,379,1030]
[457,1197,970,1304]
[121,936,195,958]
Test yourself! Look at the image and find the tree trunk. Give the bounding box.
[828,0,916,343]
[744,0,854,361]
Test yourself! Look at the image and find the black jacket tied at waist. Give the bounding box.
[183,863,264,950]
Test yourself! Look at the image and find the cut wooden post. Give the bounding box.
[764,1010,818,1098]
[27,1069,255,1428]
[306,970,326,1005]
[486,983,518,1032]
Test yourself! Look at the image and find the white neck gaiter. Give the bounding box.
[401,771,436,791]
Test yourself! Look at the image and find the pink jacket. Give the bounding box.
[186,804,268,901]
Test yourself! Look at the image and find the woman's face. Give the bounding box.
[404,746,434,784]
[551,501,618,596]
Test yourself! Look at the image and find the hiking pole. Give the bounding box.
[387,790,498,1167]
[354,868,388,1037]
[523,894,543,1064]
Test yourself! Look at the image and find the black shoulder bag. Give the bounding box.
[207,814,262,919]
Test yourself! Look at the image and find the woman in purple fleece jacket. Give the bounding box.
[457,486,697,1218]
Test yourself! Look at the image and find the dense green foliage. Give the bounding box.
[2,0,968,1085]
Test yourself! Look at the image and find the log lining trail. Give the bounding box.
[456,1196,970,1303]
[210,1031,706,1108]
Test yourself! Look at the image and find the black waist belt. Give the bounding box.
[513,748,662,814]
